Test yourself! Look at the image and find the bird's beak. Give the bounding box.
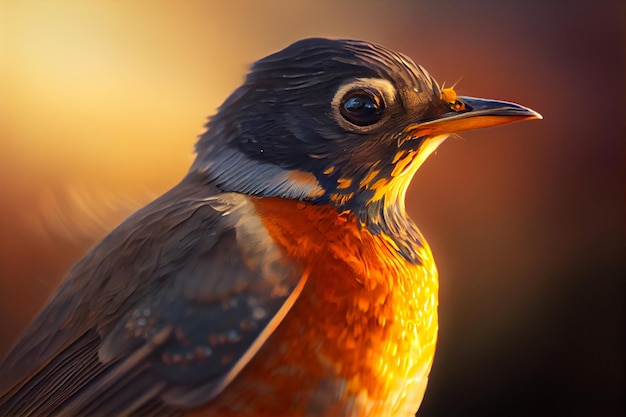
[405,96,542,137]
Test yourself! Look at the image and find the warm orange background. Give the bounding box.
[0,1,623,416]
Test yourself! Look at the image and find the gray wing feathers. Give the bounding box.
[0,180,305,416]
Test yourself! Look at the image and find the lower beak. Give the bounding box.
[406,96,542,137]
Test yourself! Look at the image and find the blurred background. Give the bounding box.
[0,1,623,416]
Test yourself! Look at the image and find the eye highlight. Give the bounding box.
[339,88,385,126]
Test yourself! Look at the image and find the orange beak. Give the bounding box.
[407,96,542,137]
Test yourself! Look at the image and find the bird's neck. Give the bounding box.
[356,186,425,265]
[346,134,450,264]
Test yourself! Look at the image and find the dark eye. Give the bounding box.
[339,88,384,126]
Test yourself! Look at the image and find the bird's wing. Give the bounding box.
[0,180,306,416]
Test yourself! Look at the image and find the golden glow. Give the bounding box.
[391,151,417,177]
[391,150,408,164]
[0,2,225,184]
[360,169,381,188]
[369,178,390,202]
[336,178,353,189]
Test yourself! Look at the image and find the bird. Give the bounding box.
[0,38,541,417]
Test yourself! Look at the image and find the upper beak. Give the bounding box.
[406,96,542,137]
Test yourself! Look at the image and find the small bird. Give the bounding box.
[0,38,540,417]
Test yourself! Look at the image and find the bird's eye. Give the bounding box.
[339,88,384,126]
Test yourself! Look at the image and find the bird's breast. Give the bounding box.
[197,196,439,417]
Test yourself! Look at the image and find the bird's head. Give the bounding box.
[192,38,540,229]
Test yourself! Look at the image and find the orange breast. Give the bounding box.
[191,197,439,417]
